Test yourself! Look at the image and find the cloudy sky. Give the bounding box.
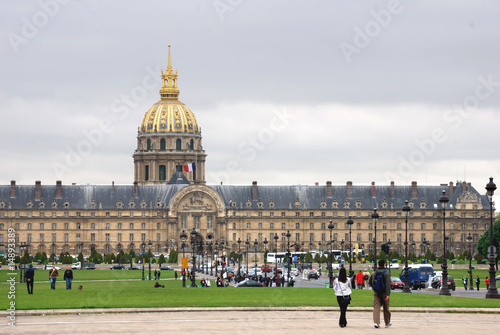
[1,0,499,203]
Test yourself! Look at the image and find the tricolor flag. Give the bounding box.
[183,162,196,172]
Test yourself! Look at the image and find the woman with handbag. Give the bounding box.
[333,266,352,328]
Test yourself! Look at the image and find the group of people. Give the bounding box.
[463,275,489,291]
[24,264,75,294]
[153,270,162,281]
[333,259,392,329]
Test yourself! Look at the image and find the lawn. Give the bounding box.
[2,269,500,310]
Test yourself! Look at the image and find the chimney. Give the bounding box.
[390,181,395,198]
[411,181,417,199]
[326,181,332,198]
[10,180,16,198]
[35,181,41,201]
[56,180,62,199]
[134,181,138,198]
[462,181,467,192]
[112,181,115,193]
[371,181,376,197]
[346,181,353,199]
[449,181,454,196]
[252,181,257,201]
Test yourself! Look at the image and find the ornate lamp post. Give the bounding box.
[286,230,291,286]
[190,228,197,287]
[140,241,146,281]
[402,200,412,293]
[273,233,279,276]
[148,240,152,280]
[129,242,134,269]
[214,240,219,278]
[237,237,242,277]
[253,239,258,270]
[371,209,379,270]
[439,190,451,296]
[318,241,322,275]
[245,238,250,277]
[263,238,268,282]
[19,243,28,283]
[485,177,499,299]
[209,241,214,276]
[180,230,187,288]
[328,220,334,288]
[467,233,474,291]
[346,216,354,277]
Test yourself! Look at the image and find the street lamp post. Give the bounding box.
[371,209,379,270]
[273,233,279,276]
[19,243,28,283]
[467,233,474,291]
[485,177,499,299]
[402,200,412,293]
[328,220,334,288]
[237,238,242,277]
[141,241,146,281]
[209,241,214,276]
[190,228,197,287]
[254,239,258,271]
[180,230,187,288]
[129,242,134,269]
[148,240,152,280]
[286,231,291,286]
[214,241,219,278]
[245,239,250,277]
[346,216,354,277]
[318,241,322,275]
[439,190,451,296]
[263,238,268,283]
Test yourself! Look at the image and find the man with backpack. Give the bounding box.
[369,259,392,328]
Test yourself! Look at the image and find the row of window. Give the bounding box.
[1,212,154,218]
[18,232,163,244]
[1,222,163,231]
[232,211,483,218]
[146,138,194,151]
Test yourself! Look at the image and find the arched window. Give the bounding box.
[176,138,181,151]
[160,139,166,150]
[147,139,151,150]
[159,165,166,180]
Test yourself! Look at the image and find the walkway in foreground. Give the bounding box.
[3,309,500,334]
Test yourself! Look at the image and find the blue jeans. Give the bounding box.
[50,277,57,289]
[65,278,72,290]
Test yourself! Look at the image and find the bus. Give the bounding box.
[323,250,343,261]
[267,252,307,264]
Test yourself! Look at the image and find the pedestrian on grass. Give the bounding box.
[485,276,490,290]
[157,270,161,280]
[64,265,73,290]
[175,271,178,280]
[333,267,352,328]
[154,270,157,280]
[463,276,468,290]
[49,264,59,290]
[355,270,364,289]
[476,275,480,291]
[25,264,35,294]
[363,270,370,290]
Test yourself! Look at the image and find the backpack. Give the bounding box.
[373,270,386,294]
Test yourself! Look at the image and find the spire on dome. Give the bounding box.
[160,43,179,100]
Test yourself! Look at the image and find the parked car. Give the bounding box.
[390,277,404,290]
[261,264,272,272]
[308,270,319,280]
[399,264,434,290]
[110,264,125,270]
[43,265,61,270]
[160,265,174,271]
[290,268,300,276]
[129,265,141,270]
[234,279,264,287]
[431,275,456,291]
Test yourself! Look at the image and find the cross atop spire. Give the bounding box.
[160,43,179,100]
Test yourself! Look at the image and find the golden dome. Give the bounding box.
[139,44,199,134]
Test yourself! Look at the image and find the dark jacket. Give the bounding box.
[25,268,35,281]
[64,269,73,280]
[369,268,391,297]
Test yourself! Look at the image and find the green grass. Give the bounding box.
[2,269,500,310]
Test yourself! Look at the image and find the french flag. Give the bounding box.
[183,162,196,172]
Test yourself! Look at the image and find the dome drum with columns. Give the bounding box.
[134,44,206,185]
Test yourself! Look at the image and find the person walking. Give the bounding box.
[49,265,59,290]
[463,276,468,290]
[369,259,392,329]
[25,264,35,294]
[355,270,364,289]
[363,269,370,290]
[485,276,490,290]
[63,265,73,290]
[157,270,161,280]
[333,267,352,328]
[175,271,178,280]
[476,275,480,291]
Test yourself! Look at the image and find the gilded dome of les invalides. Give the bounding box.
[139,44,199,134]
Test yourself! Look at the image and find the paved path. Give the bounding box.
[3,310,500,334]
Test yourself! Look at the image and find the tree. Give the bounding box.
[169,250,178,263]
[477,215,500,262]
[158,254,166,266]
[129,249,136,259]
[49,252,56,262]
[78,252,84,262]
[305,252,313,264]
